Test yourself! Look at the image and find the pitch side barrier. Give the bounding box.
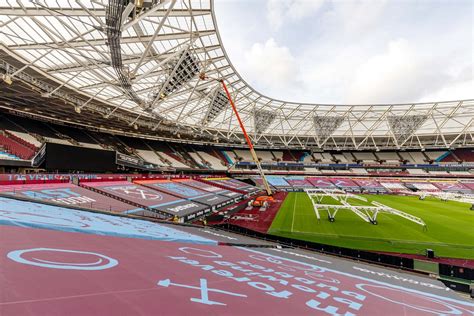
[216,223,474,294]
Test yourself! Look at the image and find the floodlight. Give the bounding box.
[254,109,276,135]
[313,115,344,145]
[387,114,428,145]
[154,49,201,101]
[202,88,228,125]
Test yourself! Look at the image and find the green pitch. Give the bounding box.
[268,192,474,259]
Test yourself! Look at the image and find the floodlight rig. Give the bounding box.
[199,73,273,196]
[415,190,474,204]
[304,188,426,227]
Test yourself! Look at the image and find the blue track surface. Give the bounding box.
[266,176,290,187]
[0,197,216,245]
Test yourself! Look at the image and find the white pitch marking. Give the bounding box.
[291,193,298,232]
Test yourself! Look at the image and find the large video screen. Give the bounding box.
[44,143,116,172]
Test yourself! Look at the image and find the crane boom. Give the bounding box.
[220,80,273,196]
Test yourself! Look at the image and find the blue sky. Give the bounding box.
[215,0,473,104]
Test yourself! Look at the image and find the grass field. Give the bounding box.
[268,192,474,259]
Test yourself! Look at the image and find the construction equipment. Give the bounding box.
[199,73,273,196]
[250,195,275,207]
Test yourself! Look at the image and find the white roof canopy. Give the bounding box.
[0,0,473,149]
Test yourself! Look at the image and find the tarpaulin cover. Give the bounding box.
[136,179,211,198]
[134,179,230,209]
[461,182,474,190]
[284,177,314,188]
[83,181,209,218]
[306,177,336,188]
[432,181,471,192]
[404,182,440,191]
[352,179,385,190]
[206,178,260,193]
[379,181,407,190]
[178,179,241,199]
[0,182,136,213]
[265,176,291,187]
[0,197,215,245]
[330,178,360,188]
[1,225,472,315]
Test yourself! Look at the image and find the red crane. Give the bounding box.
[199,73,273,196]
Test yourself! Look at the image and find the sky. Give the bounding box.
[214,0,473,104]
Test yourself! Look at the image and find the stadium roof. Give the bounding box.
[0,0,473,150]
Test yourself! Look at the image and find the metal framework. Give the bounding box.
[418,191,474,204]
[305,188,426,227]
[0,0,473,150]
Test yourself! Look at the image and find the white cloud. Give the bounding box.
[419,79,474,103]
[216,0,473,104]
[242,38,301,95]
[322,0,388,34]
[267,0,325,30]
[347,39,450,103]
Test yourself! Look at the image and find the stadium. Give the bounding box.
[0,0,473,314]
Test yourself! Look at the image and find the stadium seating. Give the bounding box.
[333,153,348,163]
[407,169,428,175]
[272,150,285,161]
[398,152,414,164]
[303,167,320,173]
[136,149,167,166]
[256,150,275,162]
[222,150,238,164]
[442,148,474,163]
[1,112,474,177]
[6,130,42,147]
[409,151,428,164]
[425,151,447,162]
[449,170,472,176]
[248,175,474,193]
[302,152,314,163]
[161,152,190,168]
[195,151,227,170]
[234,149,253,161]
[313,152,334,163]
[0,132,36,160]
[353,152,378,163]
[351,168,368,174]
[375,151,401,163]
[342,152,357,163]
